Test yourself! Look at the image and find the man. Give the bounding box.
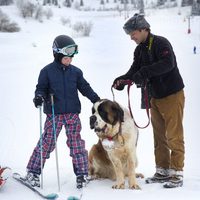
[113,14,185,188]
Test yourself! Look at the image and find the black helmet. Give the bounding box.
[123,13,150,34]
[52,35,78,62]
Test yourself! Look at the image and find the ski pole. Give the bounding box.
[39,105,43,189]
[50,94,61,192]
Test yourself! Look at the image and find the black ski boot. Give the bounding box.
[163,170,183,188]
[76,175,89,189]
[25,172,40,187]
[145,168,170,184]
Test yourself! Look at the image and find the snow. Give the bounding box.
[0,3,200,200]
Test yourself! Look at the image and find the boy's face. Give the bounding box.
[61,56,72,66]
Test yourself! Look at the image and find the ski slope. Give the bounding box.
[0,4,200,200]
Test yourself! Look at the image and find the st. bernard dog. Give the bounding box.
[89,99,142,189]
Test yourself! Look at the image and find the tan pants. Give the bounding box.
[150,90,185,171]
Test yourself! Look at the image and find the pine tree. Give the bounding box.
[182,0,193,6]
[191,0,200,15]
[157,0,166,6]
[80,0,84,6]
[65,0,71,7]
[100,0,105,5]
[0,0,13,5]
[138,0,144,14]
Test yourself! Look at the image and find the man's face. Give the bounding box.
[129,29,147,44]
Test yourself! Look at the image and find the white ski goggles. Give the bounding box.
[53,44,78,57]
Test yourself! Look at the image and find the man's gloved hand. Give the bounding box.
[33,96,44,108]
[132,71,144,85]
[113,75,128,91]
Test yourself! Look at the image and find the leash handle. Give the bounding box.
[111,80,150,129]
[111,79,133,102]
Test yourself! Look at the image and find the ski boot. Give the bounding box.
[163,170,183,188]
[76,175,89,189]
[25,171,40,187]
[145,167,170,184]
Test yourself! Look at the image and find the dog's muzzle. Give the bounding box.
[90,115,97,129]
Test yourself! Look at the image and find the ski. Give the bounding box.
[67,189,83,200]
[13,173,58,199]
[67,195,81,200]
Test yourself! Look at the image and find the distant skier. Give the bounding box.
[0,166,11,189]
[193,46,196,54]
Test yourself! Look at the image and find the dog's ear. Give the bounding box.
[112,102,124,123]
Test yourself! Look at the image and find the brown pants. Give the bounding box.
[150,90,185,171]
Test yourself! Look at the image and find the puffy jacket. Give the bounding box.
[122,33,184,99]
[35,60,100,114]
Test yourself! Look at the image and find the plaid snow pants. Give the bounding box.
[27,113,88,176]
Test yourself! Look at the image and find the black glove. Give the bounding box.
[113,75,127,91]
[33,96,44,108]
[132,71,144,85]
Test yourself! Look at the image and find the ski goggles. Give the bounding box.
[53,44,78,57]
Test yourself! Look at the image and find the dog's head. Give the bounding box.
[90,99,124,137]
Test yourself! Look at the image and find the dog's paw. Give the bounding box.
[89,174,103,180]
[136,173,144,178]
[112,182,125,189]
[129,184,141,190]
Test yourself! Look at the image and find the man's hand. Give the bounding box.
[132,72,144,85]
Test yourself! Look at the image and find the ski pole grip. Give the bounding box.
[50,94,54,105]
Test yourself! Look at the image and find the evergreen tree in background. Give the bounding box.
[182,0,193,6]
[157,0,166,6]
[64,0,71,7]
[0,0,13,5]
[191,0,200,15]
[100,0,105,5]
[43,0,58,6]
[138,0,144,14]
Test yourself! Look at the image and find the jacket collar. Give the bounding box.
[140,32,153,49]
[53,60,71,71]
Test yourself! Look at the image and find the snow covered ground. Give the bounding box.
[0,4,200,200]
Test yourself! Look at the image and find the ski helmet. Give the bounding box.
[52,35,78,62]
[123,13,150,34]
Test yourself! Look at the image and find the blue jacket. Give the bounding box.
[35,60,100,114]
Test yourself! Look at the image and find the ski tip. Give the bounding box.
[46,193,59,199]
[67,196,80,200]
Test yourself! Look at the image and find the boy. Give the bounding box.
[26,35,100,189]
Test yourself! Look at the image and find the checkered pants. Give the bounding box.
[27,113,88,176]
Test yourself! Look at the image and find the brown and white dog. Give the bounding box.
[89,99,142,189]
